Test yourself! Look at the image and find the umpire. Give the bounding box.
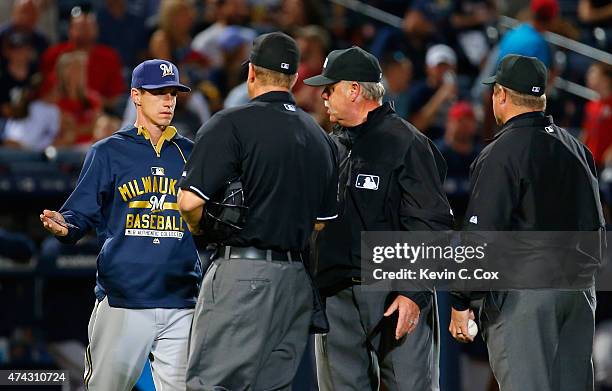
[177,32,338,390]
[304,46,453,390]
[449,55,604,391]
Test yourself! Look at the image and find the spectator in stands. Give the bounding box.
[4,49,98,150]
[407,44,458,140]
[206,25,255,97]
[52,51,102,147]
[436,101,481,220]
[0,0,49,64]
[150,0,210,86]
[0,31,38,120]
[582,62,612,169]
[293,26,330,126]
[449,0,497,78]
[497,0,559,69]
[402,0,453,44]
[367,2,434,81]
[149,0,195,63]
[2,96,59,151]
[0,228,35,262]
[578,0,612,50]
[191,0,250,70]
[95,0,148,69]
[39,8,126,110]
[277,0,325,31]
[382,51,413,119]
[92,109,121,142]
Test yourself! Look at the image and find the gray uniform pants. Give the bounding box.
[315,286,439,391]
[84,297,193,391]
[186,258,313,391]
[481,289,596,391]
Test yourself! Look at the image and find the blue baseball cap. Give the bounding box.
[131,59,191,92]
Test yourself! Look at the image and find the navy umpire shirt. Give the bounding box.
[179,91,339,251]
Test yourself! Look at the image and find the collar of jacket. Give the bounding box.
[137,125,178,157]
[343,102,394,141]
[251,90,296,104]
[491,111,553,141]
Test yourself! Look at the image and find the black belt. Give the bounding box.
[218,246,302,262]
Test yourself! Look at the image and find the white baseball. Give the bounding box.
[468,319,478,337]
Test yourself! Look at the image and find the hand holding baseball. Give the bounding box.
[449,307,476,343]
[40,210,69,237]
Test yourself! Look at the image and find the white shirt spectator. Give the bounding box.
[3,100,60,151]
[191,23,227,68]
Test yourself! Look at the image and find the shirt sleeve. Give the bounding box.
[317,138,339,221]
[398,136,454,230]
[178,112,241,200]
[396,136,453,310]
[58,144,113,244]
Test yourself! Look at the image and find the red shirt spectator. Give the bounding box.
[41,42,124,104]
[38,9,125,108]
[51,51,102,146]
[583,97,612,167]
[56,91,102,145]
[582,62,612,168]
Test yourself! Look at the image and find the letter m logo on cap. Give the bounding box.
[160,63,174,77]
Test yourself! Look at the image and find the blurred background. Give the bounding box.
[0,0,611,390]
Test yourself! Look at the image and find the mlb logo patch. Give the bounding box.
[283,104,296,112]
[469,215,478,224]
[281,63,289,70]
[355,174,379,190]
[151,167,165,176]
[532,86,540,93]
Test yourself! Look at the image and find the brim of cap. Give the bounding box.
[482,75,497,85]
[303,74,338,86]
[140,83,191,92]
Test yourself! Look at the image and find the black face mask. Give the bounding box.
[202,179,249,244]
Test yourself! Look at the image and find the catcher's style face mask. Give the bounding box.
[202,179,249,244]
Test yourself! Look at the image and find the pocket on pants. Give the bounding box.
[202,261,221,304]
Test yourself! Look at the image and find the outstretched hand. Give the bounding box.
[40,210,69,237]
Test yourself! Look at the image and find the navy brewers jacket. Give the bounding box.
[57,126,201,309]
[313,103,454,309]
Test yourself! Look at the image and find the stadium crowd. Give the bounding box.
[0,0,611,390]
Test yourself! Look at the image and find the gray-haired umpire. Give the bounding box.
[304,46,453,390]
[449,54,604,391]
[177,32,339,390]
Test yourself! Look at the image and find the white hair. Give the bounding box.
[358,81,385,103]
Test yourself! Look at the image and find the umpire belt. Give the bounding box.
[218,246,302,263]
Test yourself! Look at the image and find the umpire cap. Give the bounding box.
[483,54,547,96]
[304,46,382,86]
[247,32,299,75]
